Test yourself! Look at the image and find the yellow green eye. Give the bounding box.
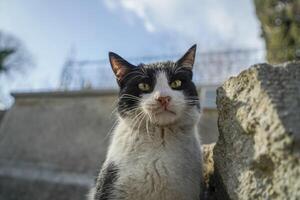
[138,83,151,92]
[170,80,182,89]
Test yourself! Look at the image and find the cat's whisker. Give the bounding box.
[152,110,158,122]
[145,117,150,138]
[183,110,198,118]
[144,106,161,112]
[109,96,121,105]
[109,98,122,118]
[184,101,199,104]
[120,95,140,99]
[147,112,154,122]
[120,96,139,101]
[104,119,120,139]
[119,96,141,101]
[119,98,140,103]
[130,111,144,129]
[186,96,199,99]
[110,105,120,117]
[137,113,147,134]
[128,114,143,142]
[120,93,141,99]
[119,106,141,114]
[185,99,200,101]
[185,98,200,101]
[111,99,139,115]
[129,112,146,143]
[121,109,140,117]
[186,101,200,103]
[146,113,156,139]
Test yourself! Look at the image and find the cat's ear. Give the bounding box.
[176,44,197,70]
[109,52,136,82]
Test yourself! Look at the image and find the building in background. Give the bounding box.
[60,48,265,108]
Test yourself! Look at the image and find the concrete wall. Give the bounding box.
[0,89,218,199]
[0,90,116,174]
[199,108,219,144]
[0,110,5,123]
[0,91,117,199]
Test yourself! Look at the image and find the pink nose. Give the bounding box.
[156,96,171,107]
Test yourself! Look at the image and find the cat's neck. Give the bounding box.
[118,116,198,138]
[107,114,201,166]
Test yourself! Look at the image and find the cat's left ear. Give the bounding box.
[176,44,197,70]
[109,52,136,82]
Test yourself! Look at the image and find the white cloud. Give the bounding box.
[103,0,263,49]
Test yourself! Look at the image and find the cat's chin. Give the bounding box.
[151,111,179,126]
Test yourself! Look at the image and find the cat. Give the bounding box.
[88,44,203,200]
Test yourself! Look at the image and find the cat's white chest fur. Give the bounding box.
[105,120,202,200]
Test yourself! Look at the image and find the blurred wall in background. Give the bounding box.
[0,88,217,200]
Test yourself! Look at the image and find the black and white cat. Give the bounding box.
[89,45,203,200]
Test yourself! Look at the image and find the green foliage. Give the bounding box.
[254,0,300,63]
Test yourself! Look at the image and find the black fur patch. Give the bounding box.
[94,162,119,200]
[118,66,156,117]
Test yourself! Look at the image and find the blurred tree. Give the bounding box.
[0,31,32,108]
[0,31,32,76]
[254,0,300,63]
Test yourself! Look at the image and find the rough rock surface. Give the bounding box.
[202,144,215,188]
[214,62,300,200]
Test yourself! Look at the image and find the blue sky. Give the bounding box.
[0,0,263,107]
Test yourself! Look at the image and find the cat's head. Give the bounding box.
[109,45,200,126]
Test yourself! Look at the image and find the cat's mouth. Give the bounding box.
[162,109,176,115]
[153,108,176,116]
[145,104,177,117]
[144,105,180,125]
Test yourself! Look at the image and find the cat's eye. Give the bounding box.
[138,83,151,92]
[170,80,182,89]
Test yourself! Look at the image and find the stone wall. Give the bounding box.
[213,62,300,199]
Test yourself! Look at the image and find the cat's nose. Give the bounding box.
[156,96,171,107]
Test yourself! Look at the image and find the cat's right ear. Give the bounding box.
[109,52,136,82]
[176,44,197,70]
